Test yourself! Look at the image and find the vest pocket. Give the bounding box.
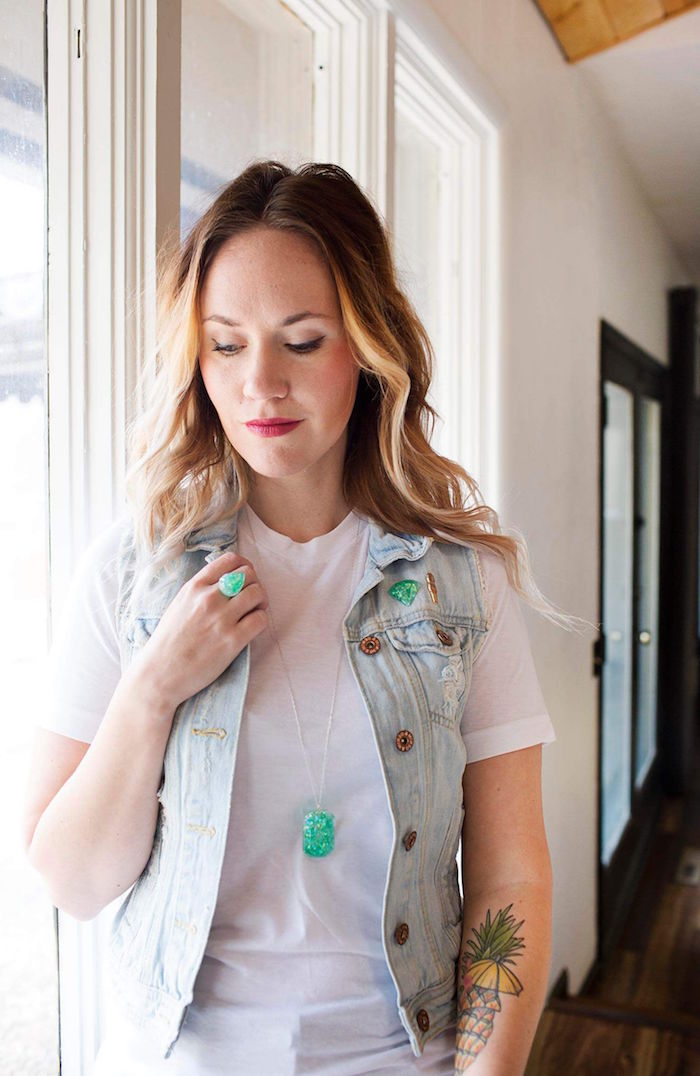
[383,617,474,728]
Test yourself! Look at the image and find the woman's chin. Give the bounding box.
[241,455,310,481]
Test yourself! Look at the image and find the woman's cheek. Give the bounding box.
[319,348,359,416]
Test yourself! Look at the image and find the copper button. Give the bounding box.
[395,730,414,752]
[395,922,409,945]
[360,635,381,655]
[403,830,417,850]
[435,626,453,645]
[416,1009,430,1032]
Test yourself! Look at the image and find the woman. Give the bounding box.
[25,160,588,1075]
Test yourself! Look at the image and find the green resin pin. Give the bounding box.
[388,579,421,606]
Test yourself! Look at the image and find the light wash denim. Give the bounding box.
[107,507,491,1059]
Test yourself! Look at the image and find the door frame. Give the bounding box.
[665,287,700,792]
[597,318,670,962]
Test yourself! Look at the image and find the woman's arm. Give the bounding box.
[26,666,176,921]
[455,744,553,1075]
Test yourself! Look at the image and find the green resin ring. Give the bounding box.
[217,569,246,598]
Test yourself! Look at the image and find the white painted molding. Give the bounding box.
[47,3,180,1072]
[393,12,503,508]
[47,0,180,589]
[283,0,391,215]
[390,0,507,126]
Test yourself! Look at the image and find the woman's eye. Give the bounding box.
[211,336,325,356]
[212,342,240,355]
[289,336,325,353]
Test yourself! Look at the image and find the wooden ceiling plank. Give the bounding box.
[535,0,617,61]
[534,0,700,62]
[662,0,700,14]
[603,0,666,38]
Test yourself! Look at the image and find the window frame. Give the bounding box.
[394,12,501,493]
[46,1,182,1069]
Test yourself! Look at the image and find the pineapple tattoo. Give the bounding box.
[455,903,525,1071]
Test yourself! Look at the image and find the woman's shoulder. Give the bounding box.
[70,511,134,596]
[469,544,509,590]
[430,530,510,596]
[82,509,132,556]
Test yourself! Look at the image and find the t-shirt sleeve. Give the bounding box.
[35,516,128,744]
[460,547,556,762]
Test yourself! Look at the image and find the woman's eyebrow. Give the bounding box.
[201,311,332,327]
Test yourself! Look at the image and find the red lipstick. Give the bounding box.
[245,418,303,437]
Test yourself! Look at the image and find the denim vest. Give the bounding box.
[106,506,490,1059]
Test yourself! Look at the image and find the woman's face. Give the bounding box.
[198,226,360,488]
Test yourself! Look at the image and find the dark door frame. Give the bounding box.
[664,287,700,793]
[597,319,669,962]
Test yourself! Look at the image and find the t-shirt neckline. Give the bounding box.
[241,502,366,563]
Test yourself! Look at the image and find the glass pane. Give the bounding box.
[181,0,314,236]
[634,396,661,787]
[393,108,445,442]
[0,4,57,1074]
[601,382,634,866]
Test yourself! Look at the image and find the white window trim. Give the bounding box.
[284,0,504,505]
[283,0,393,213]
[389,0,506,507]
[46,2,181,1072]
[47,0,181,593]
[393,11,502,500]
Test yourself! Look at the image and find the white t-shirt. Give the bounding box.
[38,504,556,1075]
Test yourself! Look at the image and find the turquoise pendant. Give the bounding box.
[388,579,421,606]
[303,809,335,857]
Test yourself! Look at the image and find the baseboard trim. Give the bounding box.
[546,994,700,1039]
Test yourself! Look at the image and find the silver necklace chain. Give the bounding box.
[245,509,365,811]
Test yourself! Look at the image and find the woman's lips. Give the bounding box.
[245,420,303,437]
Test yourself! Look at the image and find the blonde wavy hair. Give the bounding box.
[125,159,591,633]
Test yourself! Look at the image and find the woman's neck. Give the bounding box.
[245,490,353,543]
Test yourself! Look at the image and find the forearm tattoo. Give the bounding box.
[455,903,525,1071]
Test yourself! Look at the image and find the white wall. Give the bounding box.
[424,0,693,994]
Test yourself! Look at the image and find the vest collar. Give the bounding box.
[183,505,432,568]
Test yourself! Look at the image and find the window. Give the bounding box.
[393,13,501,490]
[181,0,313,234]
[1,4,58,1074]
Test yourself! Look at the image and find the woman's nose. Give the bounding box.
[242,345,288,397]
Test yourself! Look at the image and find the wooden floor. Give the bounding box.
[525,742,700,1075]
[526,1006,700,1074]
